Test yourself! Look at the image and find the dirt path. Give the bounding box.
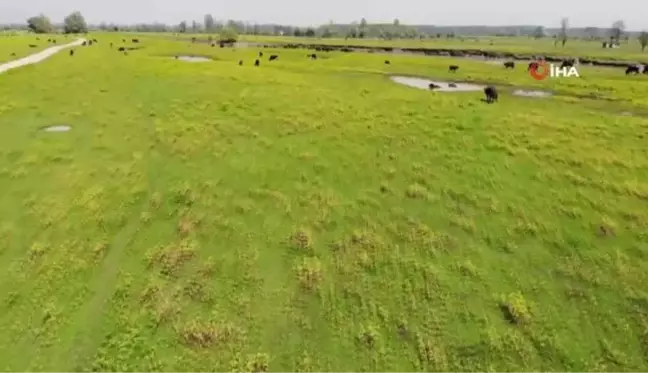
[0,38,86,75]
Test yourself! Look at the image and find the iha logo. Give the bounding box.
[529,61,580,80]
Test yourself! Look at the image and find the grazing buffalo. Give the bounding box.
[118,47,126,52]
[504,61,515,69]
[643,65,648,75]
[428,83,442,90]
[10,53,16,56]
[484,86,498,103]
[93,38,98,43]
[69,49,74,56]
[254,59,260,66]
[82,41,87,46]
[47,38,51,42]
[384,60,391,65]
[308,53,317,60]
[88,40,93,46]
[560,59,575,68]
[52,39,56,44]
[110,42,113,48]
[132,39,139,43]
[238,60,243,66]
[122,39,126,42]
[449,65,459,72]
[28,44,37,48]
[259,51,263,57]
[269,55,278,61]
[211,43,215,47]
[448,83,457,88]
[626,65,641,75]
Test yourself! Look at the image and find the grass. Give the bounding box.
[1,33,648,371]
[194,33,648,62]
[0,33,66,63]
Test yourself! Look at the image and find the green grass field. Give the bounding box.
[1,33,648,371]
[0,33,65,63]
[235,34,648,62]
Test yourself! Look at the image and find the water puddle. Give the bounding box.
[175,55,211,62]
[512,89,552,98]
[43,125,71,132]
[390,76,484,92]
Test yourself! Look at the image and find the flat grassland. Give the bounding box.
[0,33,63,63]
[1,33,648,371]
[240,34,648,62]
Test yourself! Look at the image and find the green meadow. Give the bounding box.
[0,33,648,371]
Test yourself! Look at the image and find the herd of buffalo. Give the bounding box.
[14,36,648,104]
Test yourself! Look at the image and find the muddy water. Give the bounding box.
[390,76,485,92]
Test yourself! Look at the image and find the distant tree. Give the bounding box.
[610,20,625,43]
[293,28,302,37]
[219,27,238,42]
[393,18,400,26]
[639,31,648,51]
[360,18,367,29]
[559,17,569,46]
[26,14,53,34]
[321,27,333,38]
[63,11,88,34]
[533,26,545,39]
[358,30,365,38]
[178,21,187,33]
[191,20,198,33]
[204,14,215,32]
[304,27,315,37]
[252,23,259,35]
[584,27,599,40]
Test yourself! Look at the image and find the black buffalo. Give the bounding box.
[429,83,442,90]
[118,47,126,52]
[238,60,243,66]
[269,55,278,61]
[560,59,575,68]
[449,65,459,72]
[626,65,641,75]
[384,60,391,65]
[82,41,87,46]
[28,44,37,48]
[132,39,139,43]
[643,65,648,75]
[69,50,74,56]
[484,86,498,103]
[254,59,260,66]
[504,61,515,69]
[308,53,317,60]
[259,51,263,57]
[448,83,457,88]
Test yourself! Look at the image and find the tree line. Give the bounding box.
[16,12,648,50]
[27,12,88,34]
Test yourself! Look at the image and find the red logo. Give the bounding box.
[529,61,550,80]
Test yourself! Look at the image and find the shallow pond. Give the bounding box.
[43,125,71,132]
[175,55,211,62]
[390,76,485,92]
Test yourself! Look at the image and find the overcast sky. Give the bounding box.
[2,0,647,30]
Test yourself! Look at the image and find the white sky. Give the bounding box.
[1,0,647,30]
